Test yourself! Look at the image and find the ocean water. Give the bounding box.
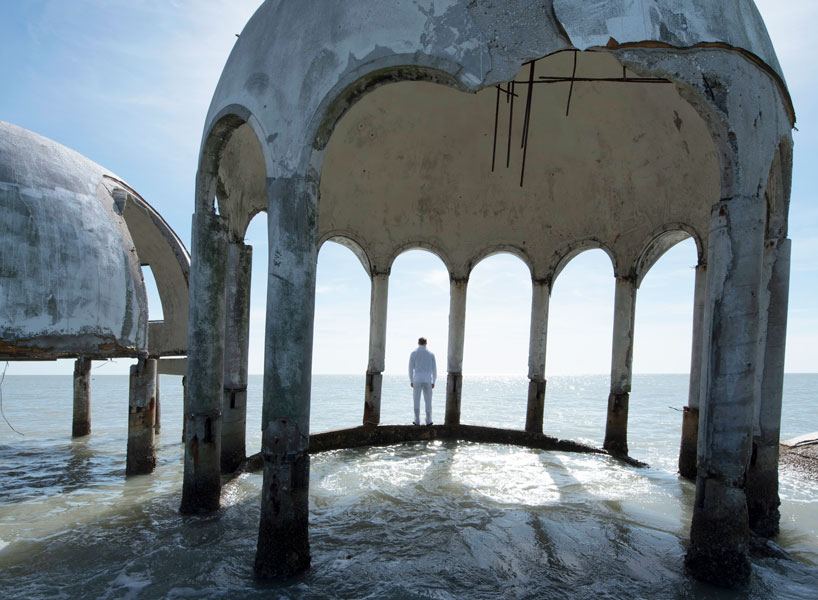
[0,372,816,599]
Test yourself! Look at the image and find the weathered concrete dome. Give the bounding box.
[0,121,189,360]
[186,0,794,588]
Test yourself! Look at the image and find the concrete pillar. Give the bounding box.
[685,196,765,588]
[72,357,92,437]
[363,272,389,425]
[181,375,187,443]
[445,277,468,425]
[126,356,157,475]
[525,280,550,433]
[222,242,253,473]
[604,276,637,456]
[679,263,707,480]
[180,211,228,513]
[255,176,316,578]
[154,370,161,434]
[747,238,790,537]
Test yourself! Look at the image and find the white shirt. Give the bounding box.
[408,345,437,385]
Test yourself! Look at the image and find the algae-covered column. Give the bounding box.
[126,355,157,475]
[72,356,92,437]
[254,175,317,578]
[525,280,550,433]
[222,241,253,473]
[685,195,765,586]
[180,210,228,512]
[746,237,790,537]
[604,276,637,456]
[445,276,468,425]
[679,262,707,480]
[363,271,389,425]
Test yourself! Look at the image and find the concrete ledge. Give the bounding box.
[241,424,644,473]
[780,432,818,480]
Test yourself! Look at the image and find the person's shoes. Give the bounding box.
[426,422,434,426]
[413,421,420,426]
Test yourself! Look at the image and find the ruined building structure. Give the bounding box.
[0,121,190,475]
[183,0,793,589]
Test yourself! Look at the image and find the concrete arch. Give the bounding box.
[550,240,617,286]
[634,224,704,288]
[387,242,455,279]
[467,245,534,280]
[317,231,373,277]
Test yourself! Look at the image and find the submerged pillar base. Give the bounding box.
[180,409,222,513]
[685,477,751,588]
[72,357,92,438]
[525,378,546,434]
[221,387,247,474]
[747,441,781,538]
[255,418,311,578]
[363,371,382,426]
[678,406,699,481]
[126,357,157,476]
[445,372,462,426]
[603,391,629,456]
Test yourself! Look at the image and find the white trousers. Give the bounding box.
[413,382,433,425]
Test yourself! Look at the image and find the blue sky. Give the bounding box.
[1,1,815,376]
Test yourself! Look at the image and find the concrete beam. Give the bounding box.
[181,211,228,513]
[222,242,252,474]
[680,264,707,480]
[445,278,468,426]
[72,357,92,437]
[525,281,550,434]
[364,272,388,425]
[685,196,765,588]
[604,276,637,456]
[255,176,317,578]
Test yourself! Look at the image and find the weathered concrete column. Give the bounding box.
[126,356,157,475]
[255,176,317,578]
[525,280,550,433]
[363,272,389,425]
[747,238,790,537]
[445,277,468,425]
[604,276,637,456]
[180,211,228,513]
[679,263,707,480]
[685,196,765,588]
[154,370,161,434]
[222,242,252,473]
[72,357,92,437]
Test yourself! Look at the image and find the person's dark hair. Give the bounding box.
[418,337,427,346]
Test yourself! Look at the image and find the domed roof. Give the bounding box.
[0,121,148,359]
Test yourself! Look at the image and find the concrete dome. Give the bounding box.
[0,121,189,360]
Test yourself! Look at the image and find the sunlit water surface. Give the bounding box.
[1,373,817,599]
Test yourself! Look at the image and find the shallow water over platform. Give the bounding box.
[1,374,817,598]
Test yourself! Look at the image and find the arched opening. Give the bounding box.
[311,239,371,431]
[629,237,698,469]
[382,249,449,425]
[461,252,532,428]
[545,249,615,446]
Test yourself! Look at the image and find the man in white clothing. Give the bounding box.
[408,337,437,425]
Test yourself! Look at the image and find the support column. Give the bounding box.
[180,211,228,513]
[154,370,161,434]
[445,277,468,425]
[679,263,707,479]
[255,176,316,578]
[126,356,157,475]
[222,242,253,473]
[685,196,765,588]
[525,280,550,433]
[363,272,388,425]
[747,238,790,537]
[72,357,92,437]
[604,276,637,456]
